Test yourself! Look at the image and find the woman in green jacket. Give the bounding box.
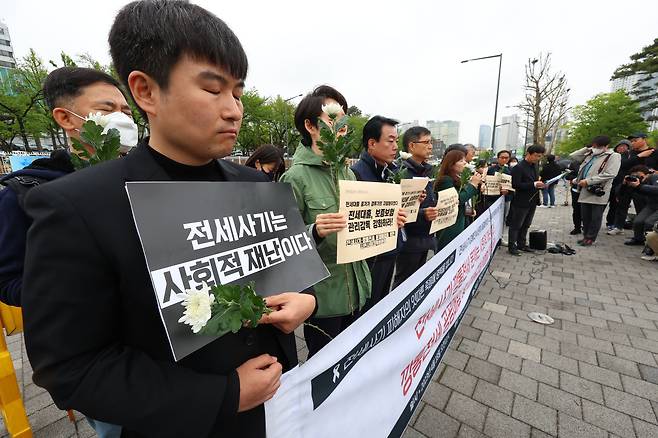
[434,149,482,251]
[280,86,372,357]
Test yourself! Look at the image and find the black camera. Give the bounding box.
[625,175,639,183]
[587,184,606,197]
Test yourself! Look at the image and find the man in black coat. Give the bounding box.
[605,140,631,231]
[351,115,405,311]
[508,145,546,255]
[394,126,438,287]
[22,2,315,437]
[0,67,127,308]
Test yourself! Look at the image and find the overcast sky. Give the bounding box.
[2,0,657,143]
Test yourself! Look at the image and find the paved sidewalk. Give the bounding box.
[404,197,658,438]
[2,192,657,437]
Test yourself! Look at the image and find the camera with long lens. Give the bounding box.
[586,184,606,197]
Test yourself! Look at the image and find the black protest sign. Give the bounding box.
[126,181,329,360]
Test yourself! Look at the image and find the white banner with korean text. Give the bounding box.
[266,198,505,438]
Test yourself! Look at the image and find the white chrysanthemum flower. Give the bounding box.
[321,102,343,117]
[178,285,215,333]
[399,151,412,160]
[85,112,110,128]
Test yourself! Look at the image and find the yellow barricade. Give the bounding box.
[0,303,32,437]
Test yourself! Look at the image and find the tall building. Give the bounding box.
[611,73,658,132]
[426,120,459,146]
[478,125,491,149]
[494,114,520,153]
[397,120,419,136]
[0,21,16,85]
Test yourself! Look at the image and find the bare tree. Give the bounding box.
[517,53,570,154]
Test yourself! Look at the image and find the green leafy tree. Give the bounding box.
[236,89,271,155]
[347,114,368,157]
[556,91,648,155]
[612,38,658,116]
[478,149,494,164]
[0,51,45,152]
[347,105,362,117]
[265,95,298,152]
[49,51,78,69]
[18,49,69,151]
[648,130,658,148]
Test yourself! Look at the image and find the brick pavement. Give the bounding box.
[2,187,657,437]
[405,190,658,438]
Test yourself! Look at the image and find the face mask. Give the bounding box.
[68,110,139,153]
[510,162,517,167]
[261,169,275,181]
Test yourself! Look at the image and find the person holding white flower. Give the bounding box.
[22,2,315,438]
[281,85,372,357]
[0,66,133,438]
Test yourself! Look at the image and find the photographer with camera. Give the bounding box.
[569,135,621,246]
[622,165,658,248]
[609,133,656,235]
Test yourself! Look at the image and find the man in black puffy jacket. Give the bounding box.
[624,165,658,246]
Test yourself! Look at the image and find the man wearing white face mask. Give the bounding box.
[47,67,137,156]
[2,67,131,306]
[0,67,127,438]
[65,110,139,155]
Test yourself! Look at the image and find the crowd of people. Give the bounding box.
[0,1,656,437]
[559,134,658,259]
[0,2,469,436]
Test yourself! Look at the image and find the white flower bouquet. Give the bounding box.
[177,282,271,336]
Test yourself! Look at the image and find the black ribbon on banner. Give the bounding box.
[387,249,495,438]
[387,200,502,438]
[310,250,456,410]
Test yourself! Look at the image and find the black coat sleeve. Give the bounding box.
[639,182,658,197]
[22,183,239,437]
[512,165,535,191]
[0,188,28,306]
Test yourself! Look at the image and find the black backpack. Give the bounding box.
[0,175,50,211]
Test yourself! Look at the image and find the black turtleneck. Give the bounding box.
[147,145,226,181]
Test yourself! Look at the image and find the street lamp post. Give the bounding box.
[461,53,503,151]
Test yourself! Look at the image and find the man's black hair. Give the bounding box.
[445,143,467,155]
[546,154,556,163]
[43,67,123,111]
[526,145,546,155]
[497,150,511,158]
[294,85,348,147]
[109,0,248,112]
[402,126,431,150]
[629,165,651,175]
[362,116,399,149]
[591,135,611,147]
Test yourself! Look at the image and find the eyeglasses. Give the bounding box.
[412,140,432,146]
